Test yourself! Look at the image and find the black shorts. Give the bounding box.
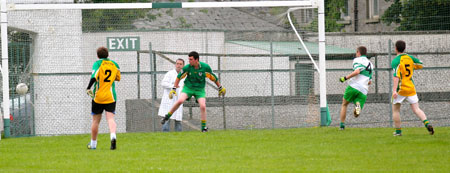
[91,101,116,115]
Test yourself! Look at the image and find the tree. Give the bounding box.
[382,0,450,31]
[80,0,149,32]
[304,0,346,32]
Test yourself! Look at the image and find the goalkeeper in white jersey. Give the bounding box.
[338,46,373,130]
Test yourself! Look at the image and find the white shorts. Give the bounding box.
[392,94,419,104]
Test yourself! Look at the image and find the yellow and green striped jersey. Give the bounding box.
[391,53,423,96]
[177,62,218,90]
[91,58,121,104]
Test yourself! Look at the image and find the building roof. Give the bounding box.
[134,8,287,31]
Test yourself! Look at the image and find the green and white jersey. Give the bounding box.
[347,56,373,95]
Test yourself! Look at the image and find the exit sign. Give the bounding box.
[107,37,140,51]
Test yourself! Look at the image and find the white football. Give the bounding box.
[16,83,28,95]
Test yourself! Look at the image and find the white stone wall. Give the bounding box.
[326,33,450,56]
[82,31,226,73]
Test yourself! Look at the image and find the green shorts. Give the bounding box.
[343,86,367,109]
[182,86,206,100]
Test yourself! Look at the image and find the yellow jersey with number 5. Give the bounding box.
[91,58,121,104]
[391,53,423,96]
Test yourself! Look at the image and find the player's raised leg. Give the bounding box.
[410,103,434,135]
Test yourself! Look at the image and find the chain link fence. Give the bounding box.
[127,39,450,132]
[127,48,321,132]
[327,50,450,128]
[1,1,450,136]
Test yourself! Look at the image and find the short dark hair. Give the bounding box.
[188,51,199,60]
[176,58,185,64]
[97,47,109,59]
[357,46,367,56]
[395,40,406,53]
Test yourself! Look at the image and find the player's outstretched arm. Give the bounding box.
[339,69,361,83]
[86,78,96,99]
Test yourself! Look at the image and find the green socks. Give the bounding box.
[423,120,430,127]
[340,122,345,129]
[394,119,430,135]
[201,120,206,130]
[395,128,402,134]
[166,112,173,118]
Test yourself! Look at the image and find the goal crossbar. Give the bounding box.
[8,1,318,11]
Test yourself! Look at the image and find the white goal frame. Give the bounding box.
[0,0,327,139]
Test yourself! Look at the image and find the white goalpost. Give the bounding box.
[0,0,327,139]
[1,0,10,140]
[287,2,328,126]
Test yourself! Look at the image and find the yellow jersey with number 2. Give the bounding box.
[91,58,121,104]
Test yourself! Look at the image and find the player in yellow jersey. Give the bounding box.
[391,40,433,136]
[86,47,121,149]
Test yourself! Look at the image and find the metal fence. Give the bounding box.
[127,47,320,131]
[126,40,450,132]
[2,1,450,135]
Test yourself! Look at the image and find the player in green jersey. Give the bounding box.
[161,51,226,132]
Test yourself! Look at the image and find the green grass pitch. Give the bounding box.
[0,127,449,171]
